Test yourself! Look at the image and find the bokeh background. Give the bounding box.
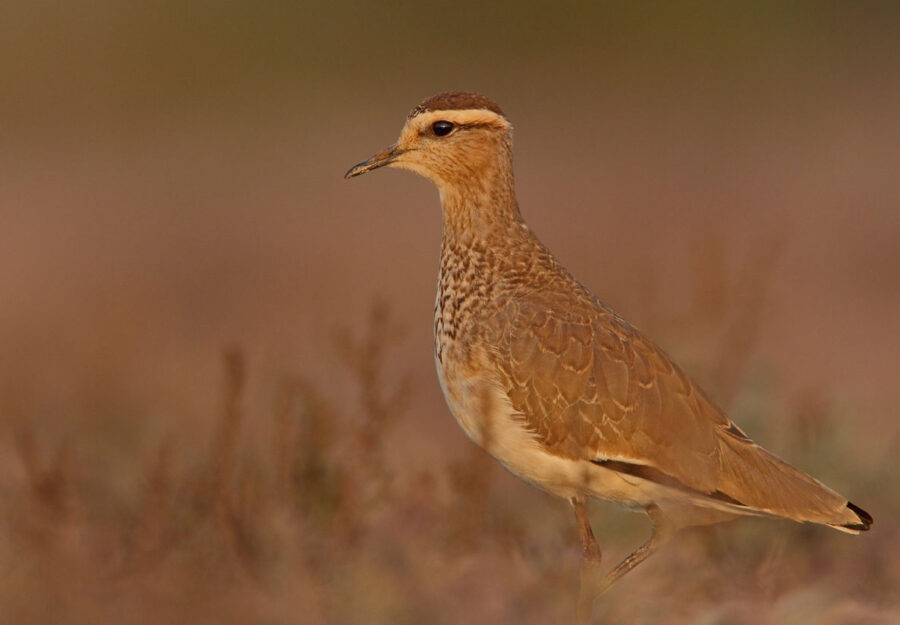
[1,2,898,623]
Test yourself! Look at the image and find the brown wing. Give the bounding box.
[495,295,726,492]
[493,294,855,524]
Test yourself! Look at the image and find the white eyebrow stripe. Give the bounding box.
[411,109,511,130]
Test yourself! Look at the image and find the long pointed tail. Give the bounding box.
[715,434,873,532]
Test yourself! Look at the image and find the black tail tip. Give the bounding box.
[845,501,873,531]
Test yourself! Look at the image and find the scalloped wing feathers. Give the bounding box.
[491,294,856,526]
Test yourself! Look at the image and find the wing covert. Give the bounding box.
[494,296,729,493]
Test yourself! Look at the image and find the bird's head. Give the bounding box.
[344,92,513,191]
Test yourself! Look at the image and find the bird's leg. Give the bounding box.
[573,503,675,623]
[571,497,602,625]
[591,504,674,597]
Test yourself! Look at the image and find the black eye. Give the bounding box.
[432,121,454,137]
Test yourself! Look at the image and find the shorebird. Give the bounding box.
[345,92,872,623]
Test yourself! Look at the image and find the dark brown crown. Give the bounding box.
[408,92,505,119]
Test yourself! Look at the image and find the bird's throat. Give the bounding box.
[438,178,523,242]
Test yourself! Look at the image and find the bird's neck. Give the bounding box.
[437,168,546,296]
[438,165,524,247]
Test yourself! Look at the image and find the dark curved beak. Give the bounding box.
[344,144,404,179]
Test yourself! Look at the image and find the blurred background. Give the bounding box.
[1,1,898,623]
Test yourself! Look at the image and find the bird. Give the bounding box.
[344,91,872,623]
